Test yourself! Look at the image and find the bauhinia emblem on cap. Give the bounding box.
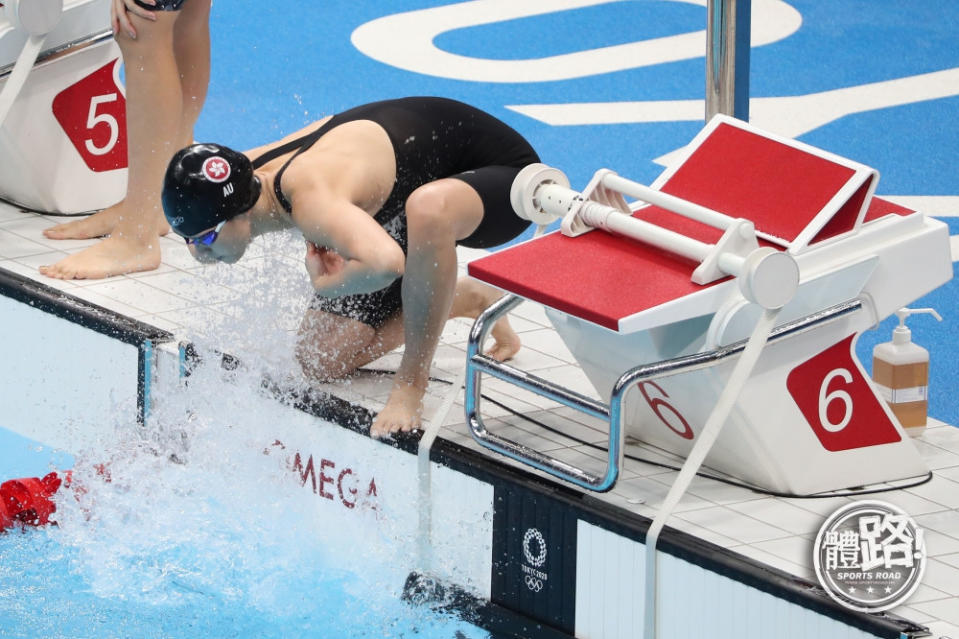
[202,156,231,183]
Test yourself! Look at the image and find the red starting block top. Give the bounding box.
[469,118,914,331]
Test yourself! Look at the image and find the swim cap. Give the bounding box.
[162,143,262,237]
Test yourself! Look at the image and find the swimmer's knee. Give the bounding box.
[456,276,491,310]
[406,186,452,220]
[295,338,341,382]
[407,181,484,243]
[406,188,461,243]
[295,312,374,382]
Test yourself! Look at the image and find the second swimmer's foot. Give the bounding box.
[43,206,122,240]
[38,236,161,280]
[43,203,171,240]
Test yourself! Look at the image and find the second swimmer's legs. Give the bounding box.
[40,1,211,279]
[171,0,211,149]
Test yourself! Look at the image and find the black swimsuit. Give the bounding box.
[133,0,187,10]
[253,97,539,329]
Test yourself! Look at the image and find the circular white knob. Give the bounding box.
[737,247,800,310]
[7,0,63,37]
[510,163,570,225]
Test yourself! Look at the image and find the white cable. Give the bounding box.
[416,363,467,573]
[0,34,46,129]
[642,307,779,638]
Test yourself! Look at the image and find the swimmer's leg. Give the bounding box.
[303,277,519,373]
[171,0,211,151]
[296,280,516,370]
[372,179,485,439]
[296,310,405,382]
[449,276,521,362]
[41,2,211,278]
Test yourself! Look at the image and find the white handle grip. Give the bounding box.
[511,163,801,309]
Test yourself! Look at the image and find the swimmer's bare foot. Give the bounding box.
[486,314,521,362]
[43,202,123,240]
[38,235,161,280]
[43,202,171,240]
[371,383,425,439]
[453,276,521,362]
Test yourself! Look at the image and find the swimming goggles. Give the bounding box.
[184,220,227,247]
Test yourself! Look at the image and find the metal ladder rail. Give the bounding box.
[465,295,864,493]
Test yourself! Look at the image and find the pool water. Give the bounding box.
[0,374,489,639]
[0,528,486,639]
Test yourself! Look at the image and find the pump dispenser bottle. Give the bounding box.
[872,307,942,437]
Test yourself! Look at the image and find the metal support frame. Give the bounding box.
[464,296,863,494]
[465,294,619,491]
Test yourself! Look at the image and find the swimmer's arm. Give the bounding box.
[295,195,405,297]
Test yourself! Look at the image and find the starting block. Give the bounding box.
[465,115,952,495]
[0,0,126,213]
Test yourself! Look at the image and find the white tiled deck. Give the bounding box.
[2,201,958,637]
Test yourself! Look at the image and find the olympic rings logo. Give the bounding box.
[524,575,544,592]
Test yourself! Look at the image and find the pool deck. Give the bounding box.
[2,200,959,637]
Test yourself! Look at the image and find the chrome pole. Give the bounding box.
[705,0,751,121]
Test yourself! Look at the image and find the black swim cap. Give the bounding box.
[162,143,262,237]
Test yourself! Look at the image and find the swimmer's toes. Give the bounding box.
[38,264,64,279]
[43,220,102,240]
[486,340,520,363]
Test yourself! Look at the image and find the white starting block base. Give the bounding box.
[548,303,928,495]
[1,0,125,213]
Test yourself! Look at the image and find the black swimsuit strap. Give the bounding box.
[249,134,314,169]
[249,116,340,214]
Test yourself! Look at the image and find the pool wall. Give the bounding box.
[0,268,168,452]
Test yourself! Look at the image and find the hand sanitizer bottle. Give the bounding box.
[872,307,942,437]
